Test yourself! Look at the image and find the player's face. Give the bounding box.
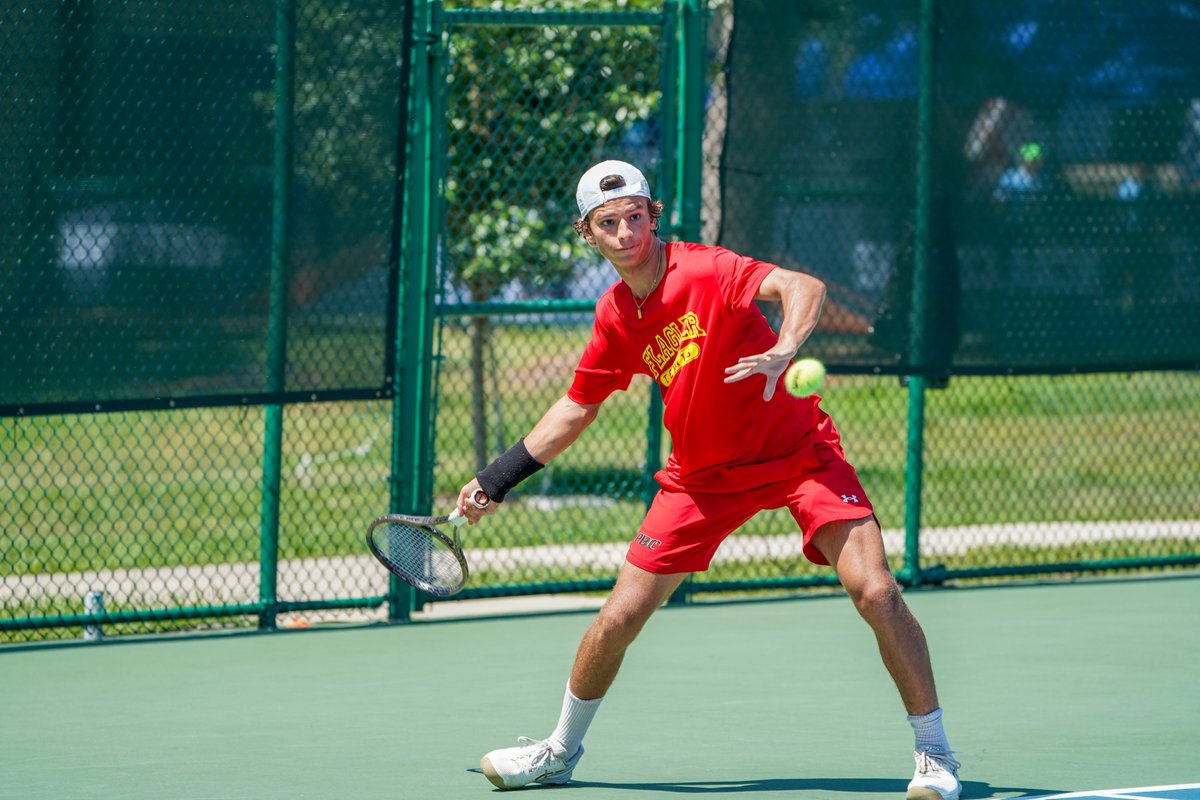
[586,198,657,271]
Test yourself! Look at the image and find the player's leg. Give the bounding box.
[568,560,689,699]
[480,561,688,790]
[811,516,937,713]
[810,516,961,800]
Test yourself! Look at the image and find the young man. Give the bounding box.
[456,160,961,800]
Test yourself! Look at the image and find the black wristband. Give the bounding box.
[476,438,545,502]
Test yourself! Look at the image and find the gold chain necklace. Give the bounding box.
[633,244,665,320]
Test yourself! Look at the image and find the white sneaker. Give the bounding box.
[480,737,584,790]
[907,749,961,800]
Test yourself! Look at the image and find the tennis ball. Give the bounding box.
[784,358,826,397]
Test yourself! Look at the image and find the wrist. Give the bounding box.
[476,438,545,502]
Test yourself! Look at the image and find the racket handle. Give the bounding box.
[449,491,491,527]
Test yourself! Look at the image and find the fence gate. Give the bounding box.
[398,2,705,616]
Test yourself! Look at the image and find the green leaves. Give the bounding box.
[442,8,662,300]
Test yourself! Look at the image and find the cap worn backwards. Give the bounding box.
[575,160,651,218]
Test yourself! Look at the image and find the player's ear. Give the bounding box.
[574,217,596,245]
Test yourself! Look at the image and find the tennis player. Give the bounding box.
[457,160,961,800]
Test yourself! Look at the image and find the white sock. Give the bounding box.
[908,706,951,754]
[546,684,603,757]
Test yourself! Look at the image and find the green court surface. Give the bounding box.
[2,576,1198,800]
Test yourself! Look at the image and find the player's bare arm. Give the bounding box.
[524,395,601,462]
[458,395,600,521]
[724,268,827,401]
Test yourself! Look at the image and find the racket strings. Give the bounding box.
[373,522,465,593]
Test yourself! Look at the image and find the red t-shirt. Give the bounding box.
[568,241,821,493]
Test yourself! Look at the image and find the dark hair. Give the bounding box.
[598,174,627,191]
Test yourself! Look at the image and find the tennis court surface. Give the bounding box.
[2,575,1197,800]
[1022,788,1200,800]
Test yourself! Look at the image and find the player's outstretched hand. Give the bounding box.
[723,350,792,401]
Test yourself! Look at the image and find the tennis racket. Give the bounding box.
[366,490,490,596]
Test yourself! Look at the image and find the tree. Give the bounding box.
[440,2,664,467]
[276,0,666,469]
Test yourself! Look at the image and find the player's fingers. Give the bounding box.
[723,368,750,384]
[725,353,788,396]
[458,484,491,522]
[761,361,790,401]
[724,355,768,382]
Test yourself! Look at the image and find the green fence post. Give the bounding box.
[676,0,704,244]
[389,0,440,621]
[258,0,296,630]
[658,0,678,239]
[643,390,664,509]
[901,376,926,586]
[898,0,937,588]
[667,0,704,606]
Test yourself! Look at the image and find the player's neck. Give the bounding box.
[626,239,665,300]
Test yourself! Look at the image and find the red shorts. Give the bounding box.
[626,431,874,574]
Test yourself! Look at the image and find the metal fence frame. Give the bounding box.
[3,0,1197,643]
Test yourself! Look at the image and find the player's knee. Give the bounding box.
[847,573,904,621]
[594,600,654,646]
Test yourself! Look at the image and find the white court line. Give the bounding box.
[1020,784,1200,800]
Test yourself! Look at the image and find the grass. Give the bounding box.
[822,370,1200,528]
[2,322,1198,640]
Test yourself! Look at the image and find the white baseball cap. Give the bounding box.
[575,160,651,218]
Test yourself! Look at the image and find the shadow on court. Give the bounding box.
[493,775,1064,797]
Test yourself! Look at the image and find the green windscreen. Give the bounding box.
[720,0,1200,374]
[1,2,405,411]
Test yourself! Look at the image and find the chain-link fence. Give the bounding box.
[698,0,1199,589]
[3,0,1197,645]
[2,0,409,642]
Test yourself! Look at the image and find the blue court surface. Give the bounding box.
[1022,786,1200,800]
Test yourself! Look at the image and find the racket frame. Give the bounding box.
[366,490,490,596]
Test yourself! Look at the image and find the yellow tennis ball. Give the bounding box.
[785,358,826,397]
